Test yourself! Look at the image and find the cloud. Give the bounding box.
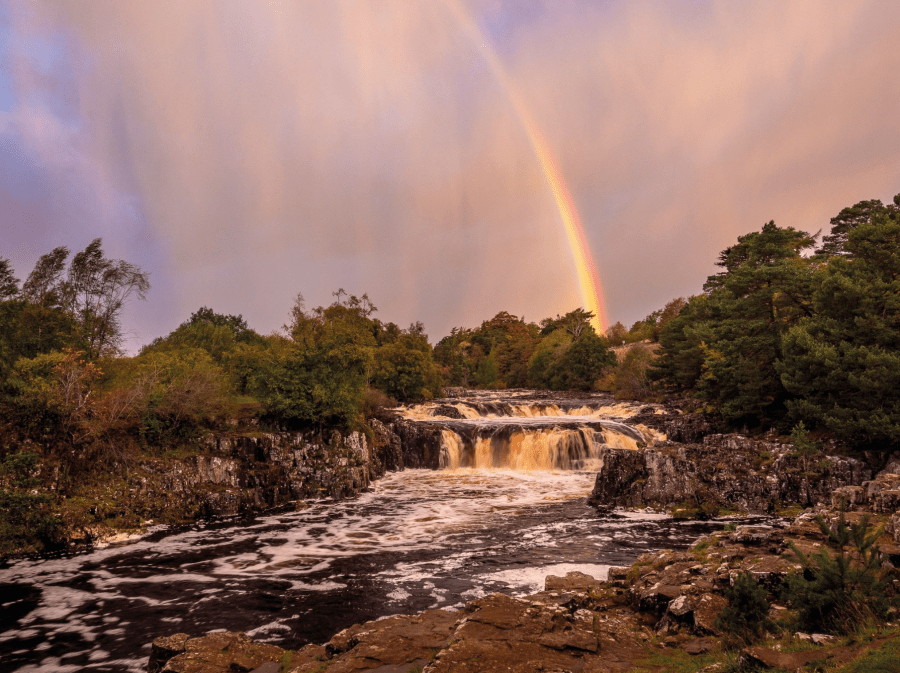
[2,0,899,343]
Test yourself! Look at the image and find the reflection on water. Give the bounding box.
[0,469,753,673]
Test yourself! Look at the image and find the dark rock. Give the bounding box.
[590,433,873,514]
[432,404,466,419]
[637,583,682,615]
[148,633,189,673]
[161,632,283,673]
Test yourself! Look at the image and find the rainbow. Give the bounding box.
[443,0,608,333]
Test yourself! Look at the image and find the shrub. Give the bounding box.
[783,511,896,634]
[0,451,62,556]
[715,572,771,645]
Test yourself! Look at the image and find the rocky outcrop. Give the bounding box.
[148,631,284,673]
[80,429,379,533]
[590,433,873,514]
[379,417,444,469]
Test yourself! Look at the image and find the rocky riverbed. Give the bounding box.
[147,470,900,673]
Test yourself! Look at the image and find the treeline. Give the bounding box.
[434,308,613,390]
[651,193,900,453]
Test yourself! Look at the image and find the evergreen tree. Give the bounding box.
[779,198,900,451]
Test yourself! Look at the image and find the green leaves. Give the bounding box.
[779,208,900,450]
[715,572,771,645]
[784,512,895,633]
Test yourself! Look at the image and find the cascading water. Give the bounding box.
[413,391,663,470]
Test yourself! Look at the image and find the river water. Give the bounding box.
[0,395,738,672]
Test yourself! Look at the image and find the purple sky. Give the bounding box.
[2,0,900,350]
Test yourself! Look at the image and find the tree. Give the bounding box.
[604,321,628,345]
[698,222,816,424]
[550,330,615,390]
[21,246,69,307]
[371,334,441,402]
[66,238,150,358]
[0,258,19,300]
[142,307,264,362]
[818,194,899,257]
[650,295,712,391]
[539,308,595,339]
[779,201,900,451]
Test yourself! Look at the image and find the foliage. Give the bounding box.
[0,451,63,555]
[647,191,900,448]
[142,306,265,363]
[715,572,771,646]
[598,342,655,399]
[526,328,572,388]
[779,201,900,450]
[551,329,615,390]
[783,512,896,634]
[371,333,441,402]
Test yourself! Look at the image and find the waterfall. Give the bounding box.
[438,425,642,471]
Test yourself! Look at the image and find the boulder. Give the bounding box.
[545,571,604,592]
[148,633,190,673]
[160,632,283,673]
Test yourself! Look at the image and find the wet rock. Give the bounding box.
[148,633,190,673]
[545,571,604,592]
[381,417,444,469]
[431,404,466,419]
[161,632,283,673]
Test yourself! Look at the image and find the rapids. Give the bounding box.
[0,392,743,673]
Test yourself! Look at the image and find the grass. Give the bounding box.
[836,636,900,672]
[625,644,734,673]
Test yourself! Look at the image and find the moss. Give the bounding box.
[775,504,805,518]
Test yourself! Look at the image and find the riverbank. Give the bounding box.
[147,475,900,673]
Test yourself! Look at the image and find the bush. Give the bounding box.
[597,343,656,400]
[0,451,62,556]
[715,572,771,646]
[783,512,896,634]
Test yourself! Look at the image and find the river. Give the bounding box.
[1,394,738,672]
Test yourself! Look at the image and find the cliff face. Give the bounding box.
[589,431,874,515]
[129,430,377,519]
[64,427,392,545]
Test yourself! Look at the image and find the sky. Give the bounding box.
[1,0,899,350]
